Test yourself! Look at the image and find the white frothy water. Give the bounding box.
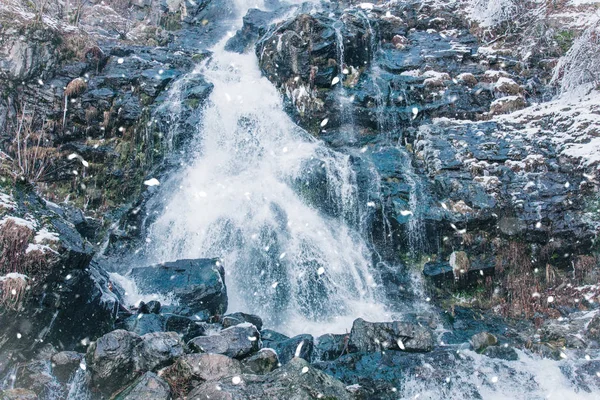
[145,1,391,336]
[399,348,600,400]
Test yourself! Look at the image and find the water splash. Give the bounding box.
[144,3,391,336]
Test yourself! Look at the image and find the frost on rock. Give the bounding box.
[468,0,518,27]
[552,17,600,94]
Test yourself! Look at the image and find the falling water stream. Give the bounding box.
[143,0,392,336]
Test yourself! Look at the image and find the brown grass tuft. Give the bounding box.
[0,275,29,311]
[65,78,87,98]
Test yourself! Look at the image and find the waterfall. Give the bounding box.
[144,1,392,336]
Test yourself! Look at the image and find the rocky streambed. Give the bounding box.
[2,0,600,399]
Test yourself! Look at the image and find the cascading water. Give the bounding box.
[143,1,392,336]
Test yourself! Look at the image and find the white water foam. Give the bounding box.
[144,1,393,336]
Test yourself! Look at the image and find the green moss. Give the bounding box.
[554,30,575,54]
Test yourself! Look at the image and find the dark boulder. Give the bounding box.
[161,353,242,396]
[266,334,314,365]
[314,333,349,361]
[86,330,142,397]
[164,314,207,342]
[349,318,434,353]
[222,312,263,331]
[129,258,227,319]
[117,313,166,336]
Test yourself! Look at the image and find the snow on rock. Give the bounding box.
[0,191,16,210]
[0,215,37,230]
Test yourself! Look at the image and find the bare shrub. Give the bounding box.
[552,18,600,93]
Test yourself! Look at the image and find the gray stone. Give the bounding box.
[136,331,185,371]
[241,348,279,374]
[86,330,142,396]
[349,318,434,353]
[189,324,260,359]
[50,351,83,382]
[470,332,498,352]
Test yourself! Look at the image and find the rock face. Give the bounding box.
[0,184,119,375]
[349,318,434,353]
[129,258,228,319]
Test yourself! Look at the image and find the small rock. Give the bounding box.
[161,353,242,393]
[136,332,185,371]
[113,372,170,400]
[350,318,434,353]
[483,345,519,361]
[222,312,263,331]
[241,348,279,374]
[470,332,498,352]
[585,313,600,342]
[188,324,260,359]
[270,334,314,365]
[50,351,84,382]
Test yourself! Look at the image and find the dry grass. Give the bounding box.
[64,77,87,98]
[0,275,29,311]
[160,360,194,399]
[0,219,57,310]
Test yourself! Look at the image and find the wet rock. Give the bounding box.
[188,357,351,400]
[314,333,349,361]
[188,324,260,359]
[139,301,162,314]
[161,353,242,395]
[349,318,434,353]
[423,261,454,284]
[585,313,600,342]
[164,314,206,342]
[241,348,279,374]
[14,361,53,395]
[0,186,118,363]
[222,312,263,331]
[483,345,519,361]
[117,313,166,336]
[86,330,142,396]
[489,95,527,115]
[50,351,84,382]
[470,332,498,352]
[129,258,227,319]
[267,334,314,365]
[113,372,170,400]
[136,332,185,371]
[1,389,38,400]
